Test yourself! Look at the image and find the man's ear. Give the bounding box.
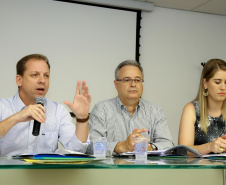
[114,80,118,88]
[16,75,22,87]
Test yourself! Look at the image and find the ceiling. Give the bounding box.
[135,0,226,16]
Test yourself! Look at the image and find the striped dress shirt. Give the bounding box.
[0,92,88,156]
[88,96,173,156]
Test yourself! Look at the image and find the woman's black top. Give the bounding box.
[194,101,225,145]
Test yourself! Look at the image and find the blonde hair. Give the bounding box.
[193,59,226,133]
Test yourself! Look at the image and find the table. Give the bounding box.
[0,156,225,185]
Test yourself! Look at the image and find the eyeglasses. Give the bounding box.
[116,78,144,84]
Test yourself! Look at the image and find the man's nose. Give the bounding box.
[38,75,45,83]
[130,80,136,86]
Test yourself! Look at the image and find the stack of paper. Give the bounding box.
[13,149,96,164]
[201,153,226,159]
[114,145,226,160]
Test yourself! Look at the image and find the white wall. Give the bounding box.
[140,7,226,144]
[0,0,137,110]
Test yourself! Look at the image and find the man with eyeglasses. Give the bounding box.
[87,60,173,155]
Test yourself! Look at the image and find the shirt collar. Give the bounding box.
[116,96,141,111]
[116,96,124,108]
[13,91,26,112]
[13,92,48,112]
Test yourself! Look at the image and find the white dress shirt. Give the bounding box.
[0,92,88,156]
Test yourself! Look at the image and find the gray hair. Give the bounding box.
[115,60,144,80]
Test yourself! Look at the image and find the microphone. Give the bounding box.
[32,97,46,136]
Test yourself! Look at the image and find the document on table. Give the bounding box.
[201,153,226,159]
[24,158,96,164]
[13,149,95,160]
[114,145,200,157]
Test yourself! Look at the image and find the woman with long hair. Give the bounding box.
[178,59,226,154]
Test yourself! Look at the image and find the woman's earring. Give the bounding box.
[203,88,208,96]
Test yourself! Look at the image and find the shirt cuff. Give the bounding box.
[107,141,118,156]
[66,135,89,154]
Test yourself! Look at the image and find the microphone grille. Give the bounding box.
[36,97,46,106]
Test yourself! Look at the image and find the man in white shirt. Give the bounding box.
[0,54,91,156]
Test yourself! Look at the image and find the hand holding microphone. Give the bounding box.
[32,97,46,136]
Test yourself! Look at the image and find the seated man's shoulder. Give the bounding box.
[140,98,162,111]
[91,98,118,116]
[0,97,13,107]
[94,97,116,108]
